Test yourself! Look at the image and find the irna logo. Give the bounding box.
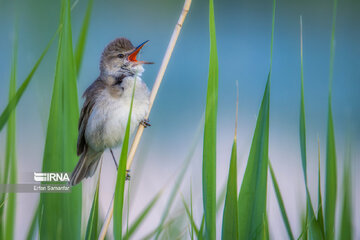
[34,172,70,182]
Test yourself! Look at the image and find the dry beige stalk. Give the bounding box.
[126,0,192,171]
[98,0,192,239]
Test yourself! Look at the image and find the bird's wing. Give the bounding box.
[77,78,106,156]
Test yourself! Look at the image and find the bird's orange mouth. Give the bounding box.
[128,40,153,64]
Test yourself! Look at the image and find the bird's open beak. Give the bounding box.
[128,40,153,64]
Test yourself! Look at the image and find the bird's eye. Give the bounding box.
[117,54,125,58]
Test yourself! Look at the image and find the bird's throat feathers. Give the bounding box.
[104,63,145,78]
[129,64,145,76]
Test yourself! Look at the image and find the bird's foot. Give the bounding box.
[126,169,131,181]
[140,118,151,128]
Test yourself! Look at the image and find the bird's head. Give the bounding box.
[100,38,152,77]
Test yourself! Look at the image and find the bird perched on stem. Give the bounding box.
[70,38,153,186]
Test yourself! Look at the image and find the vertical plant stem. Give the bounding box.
[237,0,275,239]
[202,0,219,238]
[85,166,101,240]
[98,1,192,239]
[126,0,192,170]
[221,82,238,240]
[299,16,323,239]
[325,0,338,239]
[40,0,82,238]
[113,80,136,240]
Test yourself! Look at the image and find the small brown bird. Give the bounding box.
[70,38,152,186]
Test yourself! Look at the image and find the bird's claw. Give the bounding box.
[126,169,131,181]
[140,118,151,128]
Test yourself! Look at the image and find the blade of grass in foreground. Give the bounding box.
[299,15,308,186]
[221,83,239,240]
[339,145,352,240]
[85,169,101,240]
[237,0,274,237]
[194,183,226,239]
[269,161,294,240]
[317,137,325,235]
[39,0,81,238]
[325,0,338,239]
[262,214,270,240]
[237,78,270,239]
[197,182,227,239]
[298,211,308,240]
[0,27,60,133]
[113,80,136,240]
[324,101,337,240]
[299,16,324,239]
[202,0,219,239]
[221,138,238,240]
[74,0,94,74]
[3,28,18,240]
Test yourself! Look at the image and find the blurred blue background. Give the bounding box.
[0,0,359,239]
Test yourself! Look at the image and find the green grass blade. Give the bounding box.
[324,0,338,239]
[202,0,219,239]
[237,77,270,239]
[299,17,323,240]
[339,145,352,240]
[181,196,200,237]
[299,16,307,184]
[262,214,270,240]
[324,103,337,240]
[85,171,101,240]
[269,161,294,240]
[3,28,18,240]
[26,204,39,240]
[0,28,59,133]
[297,210,324,240]
[197,184,226,240]
[237,1,274,238]
[39,0,81,238]
[113,80,136,240]
[317,137,325,235]
[221,139,238,240]
[74,0,94,74]
[198,215,205,239]
[123,191,162,239]
[297,211,308,240]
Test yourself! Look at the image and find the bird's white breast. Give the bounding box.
[85,76,150,151]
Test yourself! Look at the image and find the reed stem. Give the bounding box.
[98,1,192,239]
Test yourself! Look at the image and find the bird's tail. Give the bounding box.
[69,147,103,186]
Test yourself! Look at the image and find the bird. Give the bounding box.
[69,37,153,186]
